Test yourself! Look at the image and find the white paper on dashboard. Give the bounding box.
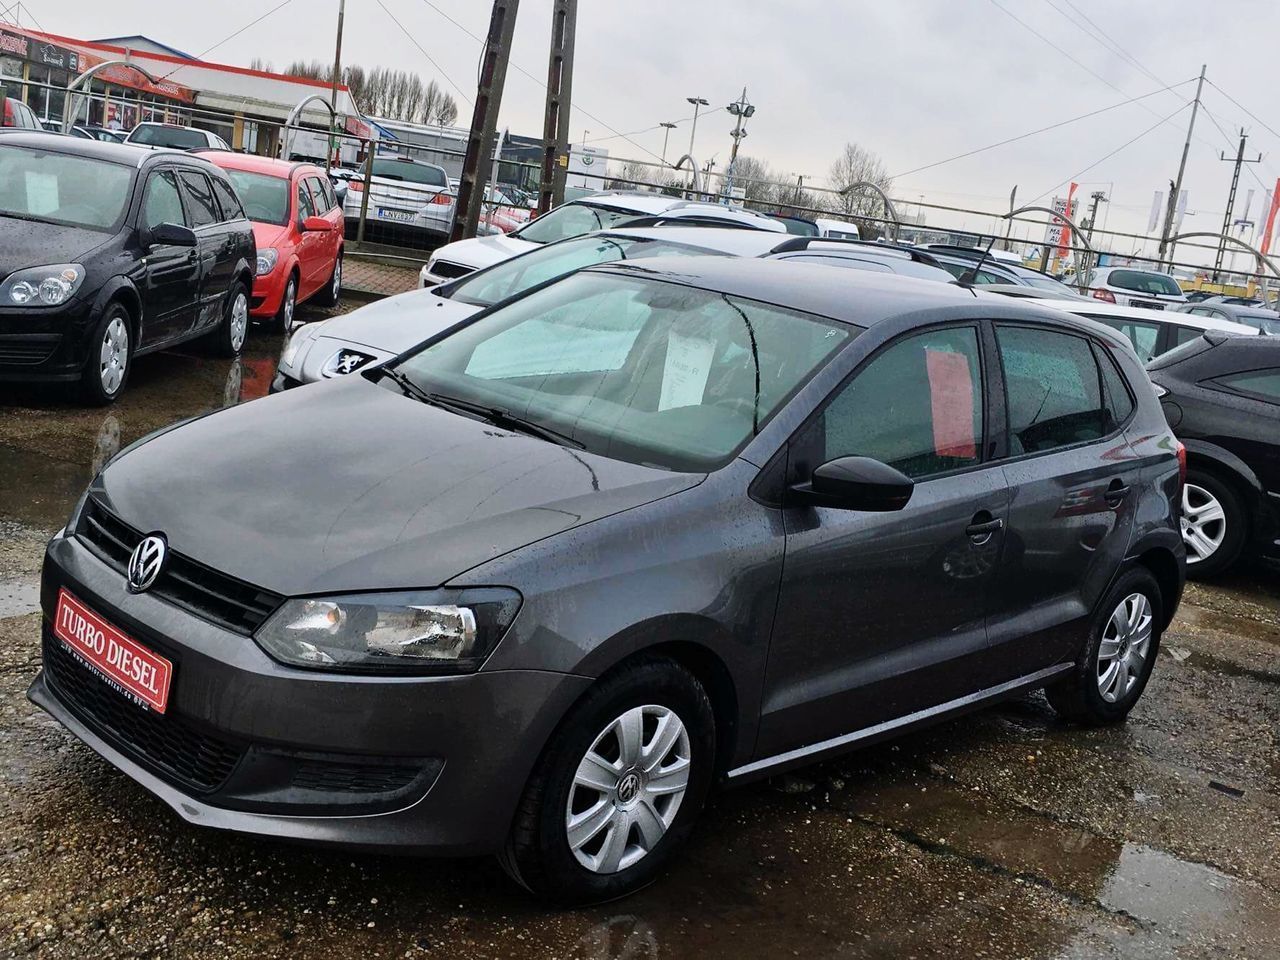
[658,332,716,411]
[24,172,60,216]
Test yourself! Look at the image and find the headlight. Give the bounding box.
[254,588,521,673]
[280,323,319,370]
[1,264,84,306]
[256,248,279,276]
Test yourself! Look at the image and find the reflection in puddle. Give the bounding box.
[572,915,659,960]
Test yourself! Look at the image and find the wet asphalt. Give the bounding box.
[0,302,1277,958]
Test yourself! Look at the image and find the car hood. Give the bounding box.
[0,217,110,272]
[433,232,538,271]
[94,375,700,596]
[251,221,291,250]
[304,287,479,354]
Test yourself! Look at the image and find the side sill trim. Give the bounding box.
[727,663,1072,781]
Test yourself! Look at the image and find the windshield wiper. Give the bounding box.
[380,367,437,405]
[427,392,585,449]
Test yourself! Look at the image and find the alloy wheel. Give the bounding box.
[99,316,129,396]
[332,259,342,300]
[565,705,691,875]
[1097,592,1152,703]
[1181,482,1226,564]
[282,280,296,329]
[230,291,248,351]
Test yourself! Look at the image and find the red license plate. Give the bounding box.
[52,589,172,714]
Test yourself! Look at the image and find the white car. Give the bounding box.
[1086,266,1188,310]
[418,193,785,287]
[274,227,951,390]
[1016,297,1259,362]
[811,216,861,240]
[342,155,453,237]
[124,122,230,151]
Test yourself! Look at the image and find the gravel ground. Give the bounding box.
[1,301,1277,958]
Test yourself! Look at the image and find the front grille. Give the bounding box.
[292,759,422,794]
[43,634,244,793]
[0,336,57,365]
[427,259,474,281]
[78,499,283,635]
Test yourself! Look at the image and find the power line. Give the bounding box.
[415,0,674,163]
[892,78,1194,179]
[374,0,473,106]
[1199,101,1274,201]
[1029,100,1191,205]
[155,0,294,81]
[1051,0,1167,88]
[1206,79,1280,144]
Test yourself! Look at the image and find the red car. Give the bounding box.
[199,152,343,331]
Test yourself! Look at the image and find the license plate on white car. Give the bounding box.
[1131,299,1165,311]
[376,208,415,223]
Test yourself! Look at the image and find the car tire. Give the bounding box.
[1045,567,1162,726]
[207,280,250,358]
[264,274,296,335]
[316,253,342,307]
[499,657,715,905]
[79,302,132,406]
[1181,468,1246,579]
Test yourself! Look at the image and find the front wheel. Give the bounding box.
[79,304,132,405]
[499,658,715,904]
[316,253,342,307]
[264,274,296,335]
[1046,567,1162,725]
[208,281,249,357]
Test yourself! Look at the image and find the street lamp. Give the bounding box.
[659,121,677,166]
[722,89,755,203]
[686,96,709,158]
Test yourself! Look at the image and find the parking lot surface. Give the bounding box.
[1,301,1277,958]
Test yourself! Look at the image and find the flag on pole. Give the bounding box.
[1148,191,1164,233]
[1261,179,1280,256]
[1056,182,1078,262]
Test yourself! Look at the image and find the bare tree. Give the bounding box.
[606,160,655,191]
[248,57,274,73]
[827,142,894,229]
[420,80,458,126]
[261,56,458,125]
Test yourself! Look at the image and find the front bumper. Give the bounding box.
[250,269,287,319]
[29,531,591,855]
[0,297,96,383]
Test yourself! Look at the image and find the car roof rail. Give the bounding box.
[768,235,943,265]
[622,214,763,231]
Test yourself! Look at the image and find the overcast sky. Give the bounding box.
[29,0,1280,256]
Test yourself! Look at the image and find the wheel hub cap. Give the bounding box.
[99,317,128,394]
[565,704,692,875]
[1097,592,1153,703]
[1180,482,1226,564]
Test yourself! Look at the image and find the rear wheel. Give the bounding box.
[79,303,131,405]
[207,281,249,357]
[500,658,715,904]
[1046,567,1162,725]
[1181,468,1245,578]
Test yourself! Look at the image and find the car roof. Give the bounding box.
[1018,297,1261,335]
[585,254,1077,329]
[196,150,318,179]
[593,225,788,256]
[0,129,170,166]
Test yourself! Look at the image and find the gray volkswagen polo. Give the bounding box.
[30,258,1184,903]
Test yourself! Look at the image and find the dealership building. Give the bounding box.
[0,22,370,155]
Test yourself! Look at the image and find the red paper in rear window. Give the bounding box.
[925,348,976,458]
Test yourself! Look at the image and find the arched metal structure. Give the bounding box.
[282,94,343,165]
[839,181,901,240]
[1005,204,1096,292]
[61,60,162,134]
[672,154,701,199]
[1166,231,1280,282]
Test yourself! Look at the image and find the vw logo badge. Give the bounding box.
[127,534,167,593]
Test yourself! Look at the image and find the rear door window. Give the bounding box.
[997,325,1109,455]
[177,171,220,227]
[820,326,985,479]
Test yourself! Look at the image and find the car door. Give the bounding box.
[303,176,336,292]
[986,323,1143,680]
[756,322,1012,759]
[1206,366,1280,496]
[175,169,232,333]
[292,177,322,297]
[137,168,200,347]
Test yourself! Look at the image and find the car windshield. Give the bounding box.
[0,144,134,231]
[515,202,644,244]
[128,125,208,150]
[391,272,855,471]
[1108,269,1183,297]
[1019,273,1076,293]
[1234,311,1280,334]
[371,158,447,187]
[223,169,289,225]
[447,235,720,308]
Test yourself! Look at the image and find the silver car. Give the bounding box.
[341,155,454,237]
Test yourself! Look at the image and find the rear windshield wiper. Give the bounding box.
[428,392,585,449]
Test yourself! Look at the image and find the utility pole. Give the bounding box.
[721,88,754,203]
[1213,129,1262,281]
[1158,64,1205,269]
[451,0,519,242]
[327,0,345,173]
[659,121,677,166]
[1084,190,1107,281]
[536,0,576,215]
[1002,185,1017,250]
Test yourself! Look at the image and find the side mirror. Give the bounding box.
[148,221,197,247]
[790,456,914,512]
[302,215,332,232]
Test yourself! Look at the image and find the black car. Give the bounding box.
[1148,333,1280,576]
[0,133,255,403]
[29,260,1183,903]
[1177,300,1280,336]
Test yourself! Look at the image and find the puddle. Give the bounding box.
[0,577,40,618]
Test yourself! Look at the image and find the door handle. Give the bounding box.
[1104,480,1130,506]
[965,515,1004,542]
